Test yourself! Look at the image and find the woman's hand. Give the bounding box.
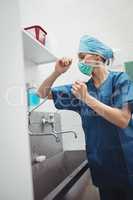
[71,81,89,102]
[55,57,72,75]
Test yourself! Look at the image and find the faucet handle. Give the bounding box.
[41,117,46,125]
[48,113,55,123]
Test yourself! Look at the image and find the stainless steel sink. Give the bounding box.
[32,150,87,200]
[32,150,99,200]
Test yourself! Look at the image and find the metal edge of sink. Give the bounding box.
[43,160,89,200]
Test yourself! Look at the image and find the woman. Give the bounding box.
[38,35,133,200]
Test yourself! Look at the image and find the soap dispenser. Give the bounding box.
[26,82,40,110]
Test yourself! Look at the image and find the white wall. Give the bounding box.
[0,1,33,199]
[19,0,133,150]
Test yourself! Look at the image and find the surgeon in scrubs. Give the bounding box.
[38,35,133,200]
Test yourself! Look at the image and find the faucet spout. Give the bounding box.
[29,131,60,142]
[52,130,78,139]
[28,114,77,143]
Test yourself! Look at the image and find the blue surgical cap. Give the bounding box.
[79,35,113,60]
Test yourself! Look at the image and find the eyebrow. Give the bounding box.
[78,53,87,59]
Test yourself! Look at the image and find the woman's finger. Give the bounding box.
[72,85,80,92]
[72,84,81,90]
[75,80,83,86]
[71,89,76,95]
[80,82,86,87]
[71,89,81,99]
[74,82,82,88]
[61,57,72,66]
[75,80,81,84]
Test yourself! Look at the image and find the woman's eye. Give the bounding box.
[79,55,85,60]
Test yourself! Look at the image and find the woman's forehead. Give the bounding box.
[78,52,97,59]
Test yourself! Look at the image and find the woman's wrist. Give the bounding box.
[53,70,62,78]
[85,93,103,113]
[85,93,96,107]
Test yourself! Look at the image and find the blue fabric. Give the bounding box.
[112,73,133,112]
[51,84,81,112]
[99,188,133,200]
[51,72,133,187]
[79,35,113,60]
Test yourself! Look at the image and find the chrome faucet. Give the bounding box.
[41,114,78,142]
[28,112,78,142]
[29,131,60,142]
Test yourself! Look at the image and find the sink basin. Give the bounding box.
[32,150,91,200]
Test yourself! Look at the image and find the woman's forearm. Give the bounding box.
[37,71,61,98]
[85,94,131,128]
[37,58,72,99]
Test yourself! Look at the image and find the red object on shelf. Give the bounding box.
[24,25,47,45]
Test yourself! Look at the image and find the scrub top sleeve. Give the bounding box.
[112,72,133,113]
[51,84,81,113]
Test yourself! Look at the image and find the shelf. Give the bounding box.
[22,30,57,65]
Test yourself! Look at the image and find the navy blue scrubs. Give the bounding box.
[51,71,133,190]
